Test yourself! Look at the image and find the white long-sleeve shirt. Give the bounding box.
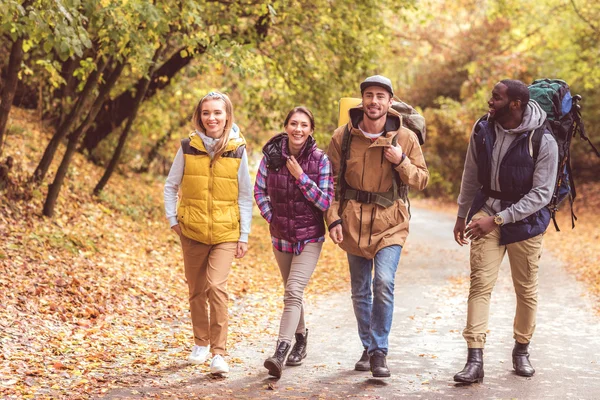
[163,129,253,242]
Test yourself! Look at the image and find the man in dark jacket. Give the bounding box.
[453,79,558,383]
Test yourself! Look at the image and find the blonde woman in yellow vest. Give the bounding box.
[164,91,253,376]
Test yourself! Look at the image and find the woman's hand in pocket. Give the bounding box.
[171,224,182,237]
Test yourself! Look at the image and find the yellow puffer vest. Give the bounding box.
[177,132,246,244]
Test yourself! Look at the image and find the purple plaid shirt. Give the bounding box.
[254,154,334,254]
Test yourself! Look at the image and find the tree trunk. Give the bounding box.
[80,47,199,153]
[94,48,162,195]
[43,61,125,217]
[0,37,25,158]
[56,56,80,127]
[33,57,109,183]
[136,120,184,173]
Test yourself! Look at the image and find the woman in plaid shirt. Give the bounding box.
[254,106,334,378]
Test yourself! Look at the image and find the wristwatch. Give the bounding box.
[493,213,504,226]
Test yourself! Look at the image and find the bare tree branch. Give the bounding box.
[570,0,599,34]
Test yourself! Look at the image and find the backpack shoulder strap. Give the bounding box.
[474,114,489,134]
[531,125,546,161]
[335,125,352,201]
[390,133,410,217]
[341,124,352,156]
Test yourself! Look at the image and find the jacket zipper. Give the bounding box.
[492,135,505,190]
[358,204,363,248]
[208,159,214,242]
[491,134,506,211]
[360,147,367,187]
[380,147,386,189]
[368,207,375,246]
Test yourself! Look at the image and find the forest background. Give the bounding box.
[1,0,599,398]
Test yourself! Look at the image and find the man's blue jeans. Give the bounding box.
[347,245,402,355]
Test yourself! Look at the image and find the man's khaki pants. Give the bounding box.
[463,211,544,348]
[181,236,236,355]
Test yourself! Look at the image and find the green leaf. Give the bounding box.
[59,40,70,55]
[43,40,53,53]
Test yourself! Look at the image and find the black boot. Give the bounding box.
[370,350,390,378]
[512,341,535,377]
[354,349,370,371]
[286,329,308,366]
[454,348,484,384]
[264,341,291,378]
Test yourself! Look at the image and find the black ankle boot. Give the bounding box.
[513,341,535,377]
[354,349,370,371]
[454,348,484,384]
[264,341,291,378]
[286,329,308,366]
[370,350,390,378]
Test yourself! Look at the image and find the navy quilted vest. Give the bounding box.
[263,133,326,243]
[467,119,551,245]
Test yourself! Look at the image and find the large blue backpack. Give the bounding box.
[529,79,600,230]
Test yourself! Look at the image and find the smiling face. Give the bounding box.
[200,98,228,138]
[285,111,314,155]
[362,86,393,122]
[488,83,514,122]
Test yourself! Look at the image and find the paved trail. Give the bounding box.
[106,207,600,399]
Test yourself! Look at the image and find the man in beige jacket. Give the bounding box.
[326,75,429,377]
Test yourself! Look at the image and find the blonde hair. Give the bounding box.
[192,91,234,159]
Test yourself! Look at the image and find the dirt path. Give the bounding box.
[104,207,600,399]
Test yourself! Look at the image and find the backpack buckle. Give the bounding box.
[357,191,372,204]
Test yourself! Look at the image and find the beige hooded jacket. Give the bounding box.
[325,106,429,259]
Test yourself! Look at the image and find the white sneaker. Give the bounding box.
[188,345,210,364]
[210,354,229,375]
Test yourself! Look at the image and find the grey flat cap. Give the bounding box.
[360,75,394,96]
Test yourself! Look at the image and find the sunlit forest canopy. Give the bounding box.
[1,0,599,199]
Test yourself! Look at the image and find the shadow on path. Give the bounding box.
[101,207,600,399]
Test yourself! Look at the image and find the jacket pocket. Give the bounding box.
[230,204,240,231]
[177,205,188,227]
[341,201,361,239]
[525,234,543,280]
[379,202,406,226]
[471,210,489,222]
[526,251,541,280]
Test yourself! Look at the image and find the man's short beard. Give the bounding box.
[492,102,511,121]
[364,109,386,121]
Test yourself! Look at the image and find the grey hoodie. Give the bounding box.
[457,100,559,225]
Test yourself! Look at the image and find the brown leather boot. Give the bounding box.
[513,341,535,377]
[286,329,308,366]
[370,350,391,378]
[354,349,370,371]
[454,348,484,384]
[264,341,291,378]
